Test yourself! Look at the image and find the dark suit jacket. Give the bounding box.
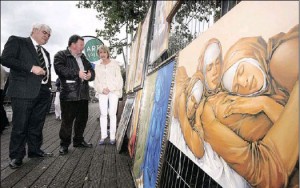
[1,36,51,99]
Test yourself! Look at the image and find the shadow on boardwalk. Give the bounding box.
[1,103,134,188]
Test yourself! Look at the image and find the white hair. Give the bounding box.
[32,23,52,34]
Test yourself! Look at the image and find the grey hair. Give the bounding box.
[31,23,52,35]
[98,45,110,59]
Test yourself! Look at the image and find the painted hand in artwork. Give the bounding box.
[223,95,283,122]
[223,95,263,117]
[194,99,205,139]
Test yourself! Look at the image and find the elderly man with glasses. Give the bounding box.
[1,23,54,169]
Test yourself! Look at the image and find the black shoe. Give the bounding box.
[59,146,68,155]
[9,159,23,169]
[73,141,92,148]
[28,151,54,158]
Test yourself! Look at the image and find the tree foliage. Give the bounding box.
[77,0,221,57]
[172,1,221,43]
[77,1,150,56]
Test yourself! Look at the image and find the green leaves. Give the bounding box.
[168,1,221,54]
[77,0,221,58]
[77,0,150,57]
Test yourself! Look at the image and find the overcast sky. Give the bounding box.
[1,1,123,81]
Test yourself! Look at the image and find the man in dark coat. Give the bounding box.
[54,35,95,155]
[1,23,54,169]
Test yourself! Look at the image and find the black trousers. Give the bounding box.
[9,85,50,159]
[59,100,88,147]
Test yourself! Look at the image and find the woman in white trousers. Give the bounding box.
[54,78,61,120]
[54,91,61,120]
[94,45,123,145]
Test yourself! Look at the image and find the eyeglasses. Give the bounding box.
[41,30,51,37]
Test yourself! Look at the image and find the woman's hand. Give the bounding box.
[103,88,110,95]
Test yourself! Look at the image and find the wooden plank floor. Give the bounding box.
[1,103,134,188]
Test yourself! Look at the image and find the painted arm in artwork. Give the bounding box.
[173,66,205,158]
[177,93,204,158]
[201,81,299,188]
[222,95,284,123]
[194,99,205,143]
[203,92,273,142]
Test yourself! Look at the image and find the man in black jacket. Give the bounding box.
[54,35,95,155]
[1,23,54,169]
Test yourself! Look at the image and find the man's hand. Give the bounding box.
[85,70,92,80]
[79,70,86,80]
[31,65,46,75]
[79,70,92,81]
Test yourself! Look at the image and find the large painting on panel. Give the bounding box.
[165,0,179,20]
[128,89,143,158]
[148,1,170,65]
[134,6,152,90]
[140,61,175,188]
[166,1,298,188]
[132,60,175,188]
[132,71,157,187]
[116,94,135,153]
[125,23,142,93]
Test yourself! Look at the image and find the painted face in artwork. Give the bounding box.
[186,80,203,119]
[232,61,265,95]
[203,42,222,90]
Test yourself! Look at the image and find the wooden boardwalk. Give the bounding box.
[1,103,134,188]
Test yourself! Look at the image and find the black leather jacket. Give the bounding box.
[54,48,95,101]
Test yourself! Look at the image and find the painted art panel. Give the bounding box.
[116,94,135,153]
[125,23,142,93]
[148,1,170,65]
[165,0,178,20]
[140,61,175,188]
[127,89,143,158]
[166,1,298,188]
[125,64,132,93]
[132,71,158,187]
[134,6,152,89]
